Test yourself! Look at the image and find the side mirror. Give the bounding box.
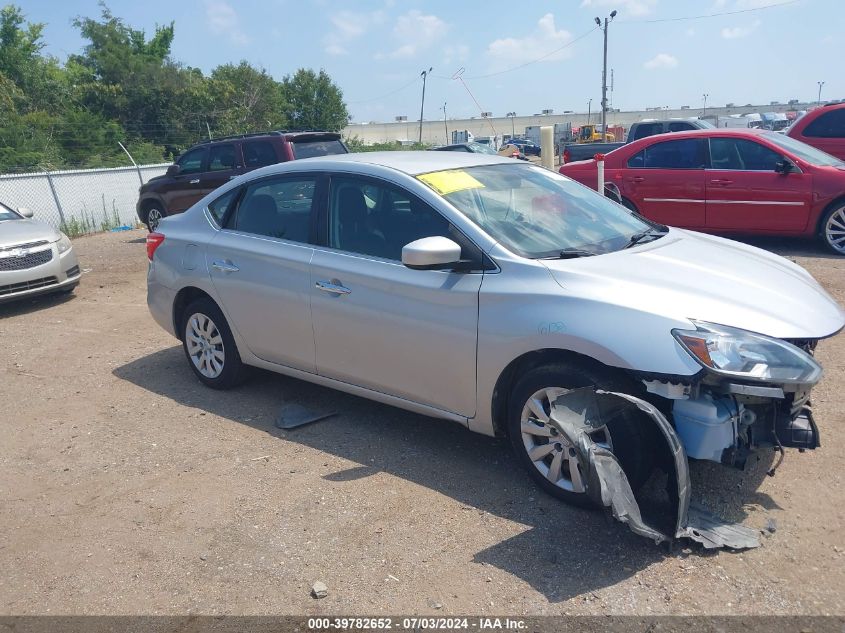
[17,207,34,218]
[402,236,462,271]
[166,164,182,177]
[774,158,795,174]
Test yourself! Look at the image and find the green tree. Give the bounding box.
[208,62,288,135]
[282,68,349,132]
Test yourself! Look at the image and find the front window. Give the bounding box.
[763,132,844,167]
[0,202,21,222]
[710,137,781,171]
[176,147,207,175]
[417,164,656,258]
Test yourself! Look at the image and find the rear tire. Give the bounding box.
[507,362,654,507]
[820,202,845,256]
[180,298,248,389]
[145,206,165,232]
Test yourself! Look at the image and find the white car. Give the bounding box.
[0,202,80,303]
[145,152,844,546]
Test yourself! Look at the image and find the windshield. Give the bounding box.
[0,201,21,222]
[468,142,498,155]
[763,132,844,167]
[417,164,655,257]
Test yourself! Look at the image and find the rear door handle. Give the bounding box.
[211,260,239,273]
[316,280,351,295]
[710,179,733,185]
[631,176,645,183]
[189,178,200,184]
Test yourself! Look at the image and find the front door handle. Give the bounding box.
[631,176,645,183]
[211,260,239,273]
[710,179,733,185]
[189,178,200,184]
[316,280,351,295]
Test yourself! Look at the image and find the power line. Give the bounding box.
[346,76,421,105]
[619,0,801,24]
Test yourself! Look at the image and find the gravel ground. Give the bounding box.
[0,229,843,616]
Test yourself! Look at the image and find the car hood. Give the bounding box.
[0,219,61,248]
[541,228,845,340]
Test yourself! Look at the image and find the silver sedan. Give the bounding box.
[146,151,843,514]
[0,202,80,304]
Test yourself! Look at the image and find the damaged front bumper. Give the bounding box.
[548,388,762,550]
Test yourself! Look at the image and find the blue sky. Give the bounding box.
[20,0,842,123]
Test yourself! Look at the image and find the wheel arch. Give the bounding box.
[816,195,845,235]
[172,286,218,339]
[138,195,165,223]
[490,348,630,438]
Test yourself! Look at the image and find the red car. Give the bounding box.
[559,129,845,255]
[787,102,845,160]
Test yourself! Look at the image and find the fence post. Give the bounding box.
[118,141,144,186]
[45,171,67,225]
[594,153,606,195]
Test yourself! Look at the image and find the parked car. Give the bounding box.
[561,119,714,164]
[506,138,541,156]
[145,152,843,533]
[431,142,501,155]
[786,102,845,160]
[0,202,80,303]
[136,131,348,230]
[560,129,845,255]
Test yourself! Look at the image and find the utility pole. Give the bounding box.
[610,68,614,111]
[595,10,616,140]
[442,102,448,144]
[817,81,825,105]
[419,67,432,144]
[702,93,709,118]
[506,111,516,138]
[587,99,592,125]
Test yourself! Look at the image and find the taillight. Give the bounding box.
[563,149,571,164]
[146,232,165,261]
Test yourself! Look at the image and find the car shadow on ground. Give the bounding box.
[0,289,75,318]
[114,346,777,602]
[732,235,839,260]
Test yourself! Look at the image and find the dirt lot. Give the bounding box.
[1,229,843,616]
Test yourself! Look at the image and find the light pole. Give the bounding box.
[442,102,448,143]
[594,10,617,140]
[419,67,432,144]
[587,99,592,125]
[702,93,709,118]
[506,111,516,138]
[817,81,825,105]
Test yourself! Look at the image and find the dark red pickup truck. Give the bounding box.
[786,102,845,161]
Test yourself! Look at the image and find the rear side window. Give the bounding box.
[630,123,663,141]
[242,140,278,169]
[803,109,845,138]
[176,147,207,175]
[291,139,347,159]
[208,144,237,172]
[227,177,317,243]
[627,138,707,169]
[207,188,240,226]
[667,121,694,132]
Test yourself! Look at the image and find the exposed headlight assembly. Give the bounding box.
[56,234,72,253]
[672,320,822,385]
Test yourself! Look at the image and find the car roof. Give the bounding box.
[288,151,514,175]
[622,127,773,150]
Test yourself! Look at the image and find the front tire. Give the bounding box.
[820,202,845,255]
[181,298,247,389]
[507,362,654,507]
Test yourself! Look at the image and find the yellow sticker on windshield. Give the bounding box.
[418,170,485,195]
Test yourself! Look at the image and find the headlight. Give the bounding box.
[56,234,72,253]
[672,321,822,384]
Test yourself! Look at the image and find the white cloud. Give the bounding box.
[644,53,678,69]
[205,0,248,45]
[721,19,760,39]
[580,0,657,17]
[486,14,573,66]
[380,10,448,59]
[323,10,386,56]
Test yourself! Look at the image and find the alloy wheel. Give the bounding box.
[519,387,612,493]
[185,312,225,379]
[147,208,163,231]
[824,206,845,254]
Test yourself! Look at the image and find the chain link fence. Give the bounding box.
[0,163,170,235]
